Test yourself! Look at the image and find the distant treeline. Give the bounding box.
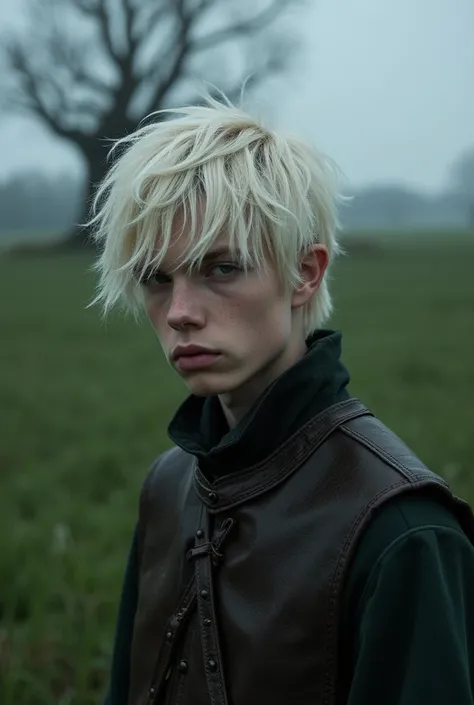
[0,172,472,240]
[343,185,471,230]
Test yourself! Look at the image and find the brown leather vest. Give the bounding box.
[127,399,474,705]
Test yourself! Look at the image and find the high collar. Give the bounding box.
[168,329,351,478]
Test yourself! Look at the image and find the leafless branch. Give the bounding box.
[193,0,294,52]
[75,0,98,11]
[75,0,120,63]
[187,33,291,107]
[2,38,70,137]
[47,29,111,96]
[122,0,136,53]
[73,0,142,116]
[3,29,110,134]
[136,0,216,78]
[143,0,195,113]
[0,0,303,246]
[2,0,299,131]
[129,1,170,45]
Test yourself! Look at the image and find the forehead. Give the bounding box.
[151,206,243,270]
[157,234,234,272]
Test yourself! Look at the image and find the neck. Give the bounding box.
[219,336,308,428]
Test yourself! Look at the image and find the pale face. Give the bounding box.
[140,215,328,426]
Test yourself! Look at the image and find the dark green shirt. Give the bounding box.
[343,495,474,704]
[105,331,474,704]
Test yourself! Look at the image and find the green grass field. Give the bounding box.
[1,231,474,704]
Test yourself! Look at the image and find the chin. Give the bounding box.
[182,371,240,397]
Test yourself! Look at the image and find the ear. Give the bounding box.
[291,244,329,310]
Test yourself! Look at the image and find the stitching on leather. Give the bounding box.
[195,399,367,492]
[340,423,449,487]
[216,409,369,507]
[321,479,407,703]
[217,426,358,507]
[340,425,415,480]
[195,554,226,705]
[195,559,215,705]
[197,401,372,510]
[223,399,368,484]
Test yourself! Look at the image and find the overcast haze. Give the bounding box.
[0,0,473,193]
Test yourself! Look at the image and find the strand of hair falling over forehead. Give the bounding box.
[86,95,347,337]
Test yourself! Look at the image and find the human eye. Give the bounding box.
[208,263,242,279]
[139,268,171,287]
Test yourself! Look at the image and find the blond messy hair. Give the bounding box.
[88,94,345,337]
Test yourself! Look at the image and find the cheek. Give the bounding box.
[144,298,156,326]
[144,296,166,335]
[224,284,289,337]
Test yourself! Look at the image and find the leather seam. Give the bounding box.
[322,479,415,703]
[321,477,453,703]
[196,401,372,510]
[212,399,369,488]
[340,424,424,482]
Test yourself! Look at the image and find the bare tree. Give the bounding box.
[1,0,302,248]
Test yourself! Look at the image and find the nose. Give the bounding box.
[166,279,205,331]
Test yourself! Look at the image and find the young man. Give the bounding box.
[90,96,474,705]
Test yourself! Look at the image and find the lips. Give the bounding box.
[174,352,221,372]
[171,345,222,372]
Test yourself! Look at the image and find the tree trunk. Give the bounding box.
[63,146,110,249]
[62,117,139,250]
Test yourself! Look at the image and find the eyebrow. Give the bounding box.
[200,247,238,262]
[134,247,243,281]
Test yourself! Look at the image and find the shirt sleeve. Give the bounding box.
[103,525,140,705]
[347,525,474,705]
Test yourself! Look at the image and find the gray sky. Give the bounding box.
[0,0,473,193]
